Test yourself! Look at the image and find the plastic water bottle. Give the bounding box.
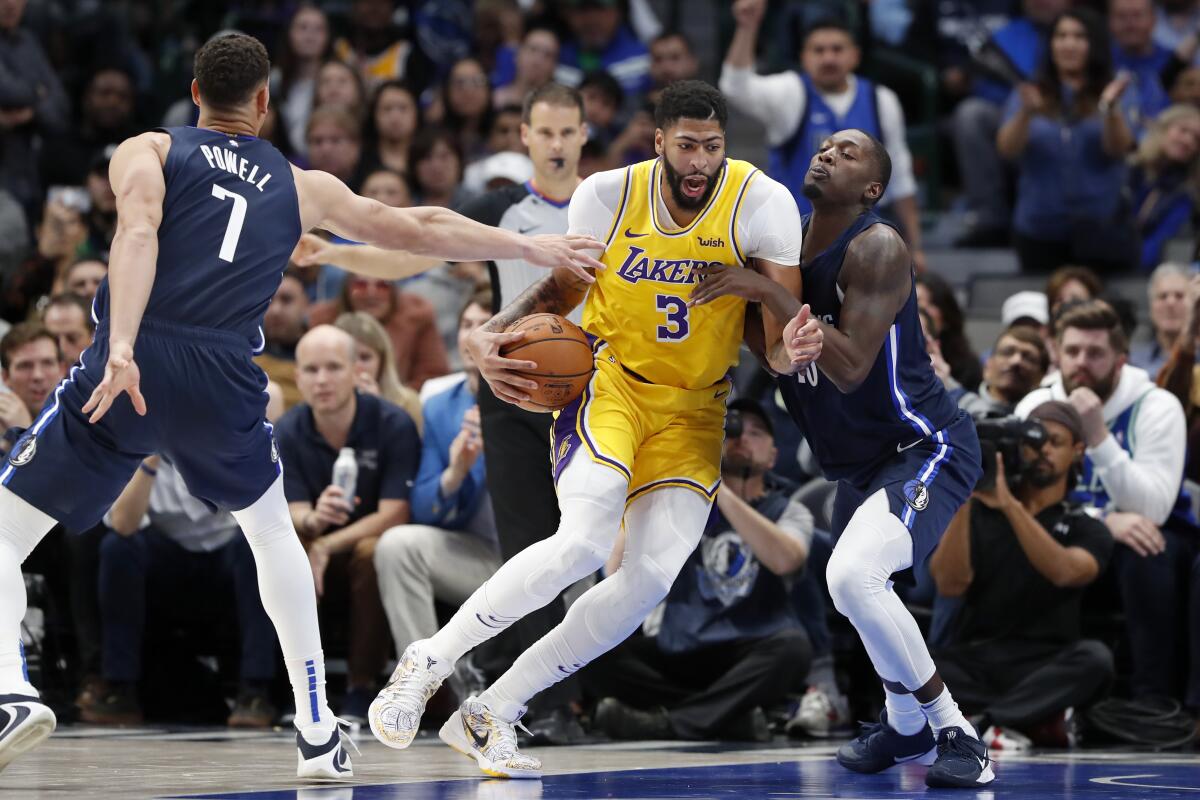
[332,447,358,509]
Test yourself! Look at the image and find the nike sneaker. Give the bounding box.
[296,718,358,780]
[368,641,451,749]
[0,694,55,772]
[836,710,937,773]
[438,697,542,779]
[925,727,996,788]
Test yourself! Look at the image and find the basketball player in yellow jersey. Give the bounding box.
[366,81,822,778]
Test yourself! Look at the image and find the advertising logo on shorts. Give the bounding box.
[903,479,929,512]
[8,436,36,467]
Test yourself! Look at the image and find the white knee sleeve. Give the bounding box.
[825,489,935,690]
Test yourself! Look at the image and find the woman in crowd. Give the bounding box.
[305,106,365,189]
[314,58,367,122]
[363,80,421,176]
[1128,104,1200,271]
[271,3,331,157]
[335,311,423,431]
[437,58,494,163]
[1045,264,1104,318]
[916,271,982,392]
[407,127,469,208]
[308,272,449,391]
[997,8,1136,273]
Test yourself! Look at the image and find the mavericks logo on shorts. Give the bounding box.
[903,479,929,512]
[270,437,279,463]
[8,436,36,467]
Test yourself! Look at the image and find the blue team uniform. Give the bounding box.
[1,126,299,531]
[777,211,981,574]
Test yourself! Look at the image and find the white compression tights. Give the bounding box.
[0,488,58,696]
[230,475,332,729]
[479,484,711,722]
[427,456,630,665]
[824,489,937,691]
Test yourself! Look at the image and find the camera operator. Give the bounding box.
[930,401,1114,744]
[1015,299,1198,710]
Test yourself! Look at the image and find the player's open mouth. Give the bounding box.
[682,175,707,197]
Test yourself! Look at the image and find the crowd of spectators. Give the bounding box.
[2,0,1199,749]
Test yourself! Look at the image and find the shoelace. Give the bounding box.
[335,717,362,757]
[388,663,441,717]
[939,731,982,762]
[853,719,885,738]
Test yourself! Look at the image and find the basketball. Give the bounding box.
[500,313,594,411]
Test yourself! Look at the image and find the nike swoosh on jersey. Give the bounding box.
[518,225,540,234]
[896,439,924,452]
[624,228,647,238]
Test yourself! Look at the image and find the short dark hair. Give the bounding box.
[1054,299,1129,353]
[1,323,59,371]
[803,18,857,47]
[461,286,495,320]
[1045,265,1104,309]
[995,325,1050,374]
[651,30,694,52]
[655,79,727,131]
[194,33,270,111]
[407,127,464,186]
[853,129,891,202]
[45,293,95,333]
[579,70,623,109]
[522,82,584,123]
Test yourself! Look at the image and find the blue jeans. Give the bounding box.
[97,527,276,684]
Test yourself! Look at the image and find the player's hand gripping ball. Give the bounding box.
[499,314,593,411]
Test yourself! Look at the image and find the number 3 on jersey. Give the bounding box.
[211,184,247,262]
[656,294,689,342]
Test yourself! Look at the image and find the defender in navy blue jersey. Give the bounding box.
[0,34,603,780]
[692,129,991,789]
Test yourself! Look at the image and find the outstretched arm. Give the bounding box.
[806,225,911,394]
[291,233,442,280]
[293,168,603,281]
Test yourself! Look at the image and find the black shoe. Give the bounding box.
[723,707,771,742]
[228,686,277,729]
[79,682,143,726]
[594,697,672,740]
[836,710,936,774]
[524,704,588,746]
[925,727,995,788]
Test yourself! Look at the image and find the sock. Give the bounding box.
[0,488,56,697]
[920,686,977,739]
[807,654,839,697]
[231,476,331,729]
[884,687,926,735]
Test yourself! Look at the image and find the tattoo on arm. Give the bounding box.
[483,268,592,332]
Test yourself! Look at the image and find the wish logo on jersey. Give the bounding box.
[697,530,759,607]
[614,245,718,286]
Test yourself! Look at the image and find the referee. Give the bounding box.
[454,83,588,745]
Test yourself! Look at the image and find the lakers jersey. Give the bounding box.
[582,158,764,390]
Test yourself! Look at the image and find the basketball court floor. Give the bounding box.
[5,725,1197,799]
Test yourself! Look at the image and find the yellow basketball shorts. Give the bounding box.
[550,341,730,502]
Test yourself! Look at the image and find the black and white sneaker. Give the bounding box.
[926,727,996,788]
[296,717,359,780]
[0,694,56,772]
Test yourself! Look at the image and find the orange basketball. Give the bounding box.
[499,313,593,411]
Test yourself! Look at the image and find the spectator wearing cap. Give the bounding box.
[0,0,69,218]
[1131,263,1194,378]
[930,400,1114,746]
[462,152,534,197]
[721,0,927,270]
[952,326,1050,419]
[1016,300,1200,712]
[586,398,813,742]
[555,0,653,101]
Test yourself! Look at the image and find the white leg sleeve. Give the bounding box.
[479,486,710,721]
[825,489,937,691]
[426,455,628,665]
[231,475,331,728]
[0,488,56,696]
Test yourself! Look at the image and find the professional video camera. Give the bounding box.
[974,416,1047,491]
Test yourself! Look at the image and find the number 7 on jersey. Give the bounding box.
[211,184,247,262]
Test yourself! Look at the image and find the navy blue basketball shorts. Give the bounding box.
[2,318,281,532]
[831,411,981,581]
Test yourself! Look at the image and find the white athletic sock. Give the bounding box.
[884,688,926,735]
[0,488,57,697]
[921,686,977,739]
[231,476,331,729]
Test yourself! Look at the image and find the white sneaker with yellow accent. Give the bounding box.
[438,697,542,779]
[368,641,450,749]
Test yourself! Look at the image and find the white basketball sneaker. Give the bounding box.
[368,641,451,749]
[296,718,358,780]
[438,697,542,779]
[0,694,55,772]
